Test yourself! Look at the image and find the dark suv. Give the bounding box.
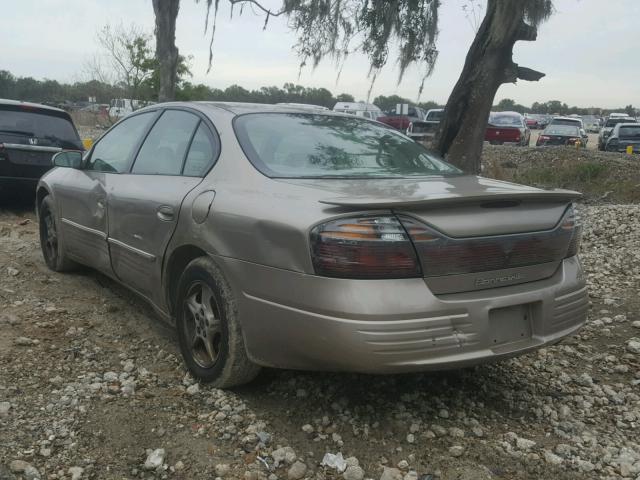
[0,99,83,194]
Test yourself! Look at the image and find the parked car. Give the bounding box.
[536,124,585,147]
[0,99,83,195]
[37,102,587,387]
[525,114,548,129]
[406,108,444,142]
[547,117,588,146]
[598,115,636,150]
[377,106,427,131]
[485,111,530,146]
[604,123,640,153]
[332,101,383,120]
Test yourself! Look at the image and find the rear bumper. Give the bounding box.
[218,256,588,373]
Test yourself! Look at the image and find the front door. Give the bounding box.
[57,110,158,274]
[106,109,214,302]
[55,168,109,271]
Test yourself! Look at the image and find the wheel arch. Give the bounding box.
[164,244,208,317]
[35,185,52,217]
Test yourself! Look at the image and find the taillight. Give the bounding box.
[539,135,550,141]
[398,205,581,277]
[562,205,582,257]
[310,216,422,279]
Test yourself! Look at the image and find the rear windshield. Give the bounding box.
[606,117,634,127]
[550,118,581,127]
[0,107,81,149]
[488,113,523,127]
[619,126,640,137]
[426,110,444,121]
[234,113,462,178]
[545,125,580,136]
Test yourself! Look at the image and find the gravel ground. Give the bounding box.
[1,201,639,480]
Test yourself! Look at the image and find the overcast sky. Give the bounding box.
[2,0,638,108]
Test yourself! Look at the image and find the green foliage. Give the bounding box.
[495,98,528,113]
[373,94,441,113]
[0,70,124,104]
[281,0,439,96]
[176,82,351,108]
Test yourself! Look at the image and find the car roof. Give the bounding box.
[0,98,69,115]
[138,101,353,117]
[490,111,522,116]
[551,116,581,121]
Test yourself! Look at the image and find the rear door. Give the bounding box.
[56,111,157,272]
[106,108,219,302]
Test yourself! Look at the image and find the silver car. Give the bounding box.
[37,102,587,388]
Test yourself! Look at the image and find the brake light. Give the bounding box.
[398,205,581,277]
[310,216,422,279]
[562,205,582,257]
[539,136,550,141]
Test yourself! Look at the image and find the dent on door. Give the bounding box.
[57,170,111,271]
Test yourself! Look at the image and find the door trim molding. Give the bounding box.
[108,237,156,262]
[61,218,107,239]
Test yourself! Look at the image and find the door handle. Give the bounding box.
[156,205,175,221]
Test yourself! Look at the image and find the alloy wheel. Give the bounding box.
[182,281,223,369]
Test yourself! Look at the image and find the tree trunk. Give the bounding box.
[152,0,180,102]
[435,0,545,173]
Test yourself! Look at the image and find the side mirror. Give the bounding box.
[580,129,587,137]
[52,150,83,169]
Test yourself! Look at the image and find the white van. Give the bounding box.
[333,102,383,120]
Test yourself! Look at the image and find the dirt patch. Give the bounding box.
[1,203,639,480]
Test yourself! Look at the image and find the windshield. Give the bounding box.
[545,125,580,136]
[619,126,640,138]
[0,108,81,148]
[488,114,522,127]
[606,117,634,127]
[234,113,462,178]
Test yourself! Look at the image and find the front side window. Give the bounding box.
[234,113,462,178]
[86,112,155,173]
[132,110,200,175]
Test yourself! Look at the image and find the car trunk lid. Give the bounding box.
[278,176,580,293]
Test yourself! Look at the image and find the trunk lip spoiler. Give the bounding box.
[319,189,581,208]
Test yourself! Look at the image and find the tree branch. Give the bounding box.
[515,21,537,41]
[228,0,285,17]
[517,66,545,81]
[503,62,545,83]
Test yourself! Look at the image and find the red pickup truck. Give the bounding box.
[377,106,427,131]
[485,111,530,146]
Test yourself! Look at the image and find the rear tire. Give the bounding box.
[38,195,77,272]
[175,257,260,388]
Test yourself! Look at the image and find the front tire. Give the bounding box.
[176,257,260,388]
[38,195,77,272]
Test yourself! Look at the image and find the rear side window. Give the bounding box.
[0,108,81,149]
[132,110,200,175]
[87,112,155,173]
[183,123,217,177]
